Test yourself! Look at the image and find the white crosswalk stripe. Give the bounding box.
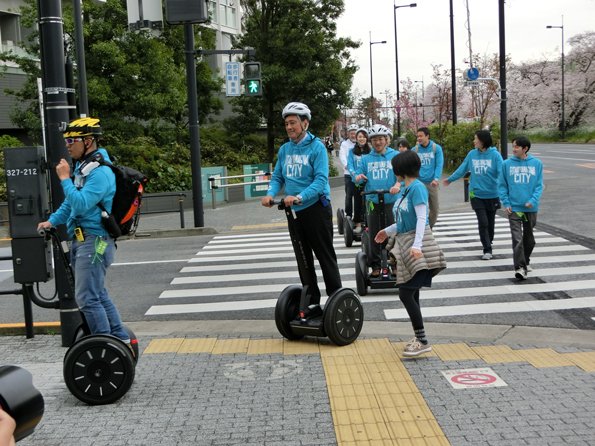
[145,212,595,326]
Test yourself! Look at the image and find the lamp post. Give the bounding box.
[414,77,424,122]
[547,16,565,140]
[369,32,386,125]
[369,32,387,100]
[394,3,417,137]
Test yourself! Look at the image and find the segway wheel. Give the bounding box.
[361,230,372,267]
[63,335,135,405]
[344,216,353,247]
[72,323,139,363]
[355,252,368,296]
[336,208,345,235]
[323,288,364,346]
[275,285,305,341]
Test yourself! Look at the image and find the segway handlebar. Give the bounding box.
[361,189,392,196]
[270,198,303,207]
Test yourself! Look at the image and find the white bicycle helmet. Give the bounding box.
[356,127,368,138]
[386,128,393,139]
[368,124,390,138]
[282,102,311,121]
[347,124,359,132]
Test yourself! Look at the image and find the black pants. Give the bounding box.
[471,197,500,254]
[293,201,342,303]
[344,175,354,217]
[353,184,365,224]
[368,202,395,270]
[398,288,424,331]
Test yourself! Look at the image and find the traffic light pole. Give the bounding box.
[37,0,83,347]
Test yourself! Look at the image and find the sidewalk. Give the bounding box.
[3,154,595,445]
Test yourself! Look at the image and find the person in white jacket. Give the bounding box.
[339,124,358,219]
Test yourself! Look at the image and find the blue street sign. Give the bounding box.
[467,68,479,81]
[225,62,241,97]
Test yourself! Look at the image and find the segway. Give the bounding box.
[355,190,398,296]
[272,199,364,346]
[336,208,345,235]
[39,228,138,405]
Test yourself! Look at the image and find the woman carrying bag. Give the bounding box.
[375,150,447,356]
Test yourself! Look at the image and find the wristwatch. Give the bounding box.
[296,194,303,202]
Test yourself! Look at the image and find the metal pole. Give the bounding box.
[369,31,374,101]
[561,17,565,140]
[72,0,88,116]
[178,195,185,229]
[393,6,401,137]
[37,0,83,347]
[184,24,204,227]
[449,0,457,124]
[499,0,508,159]
[22,286,34,339]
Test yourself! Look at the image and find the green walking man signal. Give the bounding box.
[244,62,262,96]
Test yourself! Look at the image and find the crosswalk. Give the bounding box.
[145,212,595,328]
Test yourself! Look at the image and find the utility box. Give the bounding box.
[4,146,53,283]
[165,0,209,25]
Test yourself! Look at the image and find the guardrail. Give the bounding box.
[208,172,271,210]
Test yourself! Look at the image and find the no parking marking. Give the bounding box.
[441,368,508,389]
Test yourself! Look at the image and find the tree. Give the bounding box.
[226,0,359,162]
[1,0,223,143]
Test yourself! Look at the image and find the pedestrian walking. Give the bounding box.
[375,150,447,356]
[339,124,359,220]
[412,127,443,228]
[443,130,503,260]
[498,136,543,280]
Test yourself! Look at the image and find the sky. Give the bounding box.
[335,0,595,106]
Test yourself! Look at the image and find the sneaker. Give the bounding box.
[370,269,380,277]
[515,268,527,280]
[353,226,362,234]
[403,339,432,357]
[482,253,492,260]
[404,337,417,349]
[526,264,533,272]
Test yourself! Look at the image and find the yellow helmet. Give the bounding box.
[62,117,102,138]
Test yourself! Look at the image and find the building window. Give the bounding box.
[208,1,218,23]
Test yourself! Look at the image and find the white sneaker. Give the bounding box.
[526,265,533,272]
[481,253,492,260]
[403,338,432,357]
[515,268,527,280]
[353,226,362,234]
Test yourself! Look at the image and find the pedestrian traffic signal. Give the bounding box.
[244,62,262,96]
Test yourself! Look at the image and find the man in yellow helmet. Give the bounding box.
[37,118,131,351]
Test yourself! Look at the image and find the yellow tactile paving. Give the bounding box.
[471,345,526,363]
[178,337,217,354]
[283,339,320,355]
[211,338,250,354]
[432,343,481,361]
[142,337,185,354]
[562,351,595,372]
[246,338,284,354]
[515,348,575,368]
[391,342,438,359]
[321,339,449,446]
[0,322,61,328]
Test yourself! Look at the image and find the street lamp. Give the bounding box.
[369,32,387,100]
[547,16,565,140]
[394,2,417,137]
[414,77,424,122]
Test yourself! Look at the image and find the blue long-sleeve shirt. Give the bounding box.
[266,132,331,212]
[447,147,503,199]
[354,148,399,204]
[347,145,370,181]
[48,148,116,238]
[413,140,444,184]
[498,154,543,212]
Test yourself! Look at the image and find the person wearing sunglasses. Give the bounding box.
[37,118,132,355]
